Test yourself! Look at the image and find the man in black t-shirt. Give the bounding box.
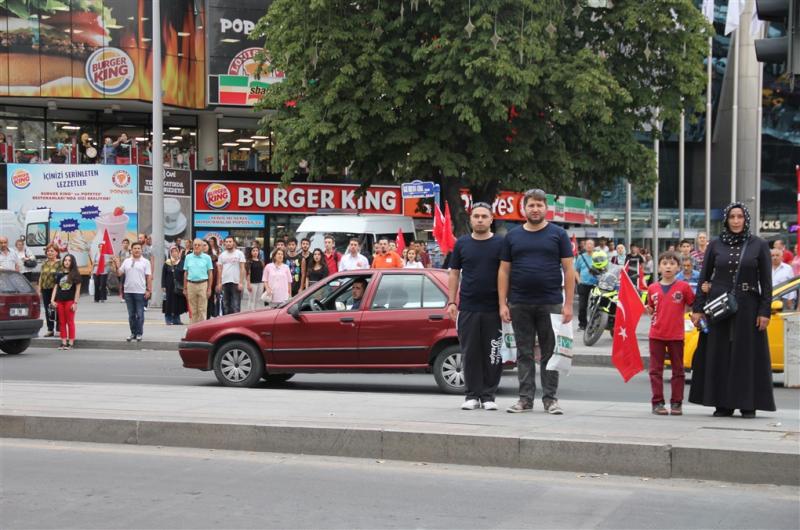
[625,244,646,287]
[498,189,575,415]
[447,202,504,411]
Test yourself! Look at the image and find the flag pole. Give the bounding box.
[705,35,712,236]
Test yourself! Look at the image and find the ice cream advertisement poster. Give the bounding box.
[7,164,138,274]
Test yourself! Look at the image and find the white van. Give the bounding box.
[295,214,416,255]
[0,208,51,259]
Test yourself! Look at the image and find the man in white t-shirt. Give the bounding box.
[113,241,152,341]
[338,238,370,271]
[216,236,246,315]
[772,247,796,310]
[0,237,21,271]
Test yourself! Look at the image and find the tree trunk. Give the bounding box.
[441,176,469,236]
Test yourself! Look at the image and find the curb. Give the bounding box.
[2,414,796,485]
[31,338,630,367]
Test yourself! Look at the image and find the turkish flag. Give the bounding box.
[96,229,114,275]
[611,269,645,382]
[441,202,457,255]
[433,203,445,246]
[396,228,406,255]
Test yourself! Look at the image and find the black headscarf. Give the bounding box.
[720,202,751,246]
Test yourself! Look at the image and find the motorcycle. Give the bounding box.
[583,270,619,346]
[583,268,648,346]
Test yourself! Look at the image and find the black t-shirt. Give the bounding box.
[448,234,504,312]
[54,272,78,302]
[116,141,131,158]
[500,223,573,305]
[248,260,265,283]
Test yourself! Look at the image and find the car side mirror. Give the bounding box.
[771,300,783,313]
[287,303,301,320]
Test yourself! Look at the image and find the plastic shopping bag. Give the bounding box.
[546,314,574,375]
[500,321,517,363]
[88,276,95,297]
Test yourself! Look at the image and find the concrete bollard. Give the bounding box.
[783,313,800,388]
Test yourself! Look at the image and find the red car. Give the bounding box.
[0,270,42,355]
[179,269,468,393]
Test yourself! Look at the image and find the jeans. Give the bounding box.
[577,283,593,328]
[124,293,146,337]
[222,282,242,315]
[510,303,562,404]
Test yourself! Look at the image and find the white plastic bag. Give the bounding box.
[500,321,517,363]
[546,314,574,375]
[88,276,95,297]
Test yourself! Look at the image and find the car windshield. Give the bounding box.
[0,271,35,294]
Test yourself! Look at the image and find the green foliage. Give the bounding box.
[251,0,710,204]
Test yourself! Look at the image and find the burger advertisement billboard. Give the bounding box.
[207,0,283,106]
[0,0,206,108]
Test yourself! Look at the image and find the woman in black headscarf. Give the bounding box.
[689,202,774,417]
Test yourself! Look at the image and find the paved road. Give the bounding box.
[2,439,798,530]
[2,347,798,410]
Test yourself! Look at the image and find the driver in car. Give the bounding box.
[349,278,368,310]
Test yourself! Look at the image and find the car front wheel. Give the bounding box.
[0,339,31,355]
[213,340,264,388]
[433,345,465,394]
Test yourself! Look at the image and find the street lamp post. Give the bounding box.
[150,0,165,307]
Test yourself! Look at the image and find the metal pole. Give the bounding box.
[705,35,712,236]
[151,0,164,307]
[653,135,660,255]
[679,109,685,240]
[625,180,632,248]
[731,29,740,202]
[754,36,764,236]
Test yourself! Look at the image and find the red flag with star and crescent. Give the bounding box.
[612,269,645,382]
[96,229,114,275]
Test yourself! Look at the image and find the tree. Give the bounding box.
[252,0,710,235]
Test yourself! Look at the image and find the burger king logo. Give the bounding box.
[205,183,231,210]
[11,169,30,189]
[111,170,132,188]
[85,47,135,96]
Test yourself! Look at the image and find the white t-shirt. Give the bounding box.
[218,249,246,285]
[339,252,370,271]
[773,263,796,301]
[404,261,424,269]
[0,249,20,271]
[119,257,152,294]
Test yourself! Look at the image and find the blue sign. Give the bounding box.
[59,218,79,232]
[80,205,100,219]
[401,180,438,199]
[194,213,265,229]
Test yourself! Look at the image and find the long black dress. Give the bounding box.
[689,236,775,411]
[162,260,187,318]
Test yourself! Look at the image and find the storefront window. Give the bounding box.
[218,127,273,172]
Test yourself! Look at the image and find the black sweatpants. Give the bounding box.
[457,310,503,402]
[577,283,593,328]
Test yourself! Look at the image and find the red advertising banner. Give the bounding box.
[194,181,404,215]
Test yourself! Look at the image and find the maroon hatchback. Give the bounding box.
[0,270,42,355]
[179,269,468,393]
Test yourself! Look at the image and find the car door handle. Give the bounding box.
[428,314,444,321]
[339,317,355,323]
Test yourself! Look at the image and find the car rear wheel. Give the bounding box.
[0,339,31,355]
[262,373,295,384]
[433,345,465,394]
[213,340,264,388]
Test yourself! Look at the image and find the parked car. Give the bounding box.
[0,270,42,354]
[179,269,472,393]
[683,275,800,372]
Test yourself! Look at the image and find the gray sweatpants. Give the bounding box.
[510,303,562,405]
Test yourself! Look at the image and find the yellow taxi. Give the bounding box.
[683,275,800,372]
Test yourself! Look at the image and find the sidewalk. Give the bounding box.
[2,380,798,485]
[32,294,643,366]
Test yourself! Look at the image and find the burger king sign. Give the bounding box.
[11,169,31,189]
[85,47,135,96]
[205,183,232,210]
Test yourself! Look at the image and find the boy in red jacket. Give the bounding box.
[646,251,695,416]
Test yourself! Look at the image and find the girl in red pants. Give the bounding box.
[50,254,81,350]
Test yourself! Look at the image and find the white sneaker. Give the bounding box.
[545,401,564,415]
[481,401,498,411]
[461,399,481,410]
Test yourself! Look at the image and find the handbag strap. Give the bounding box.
[731,237,750,290]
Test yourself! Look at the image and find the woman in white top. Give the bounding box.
[403,248,424,269]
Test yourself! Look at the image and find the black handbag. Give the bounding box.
[171,266,184,295]
[23,258,37,269]
[703,238,749,323]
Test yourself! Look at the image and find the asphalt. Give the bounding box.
[5,293,797,486]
